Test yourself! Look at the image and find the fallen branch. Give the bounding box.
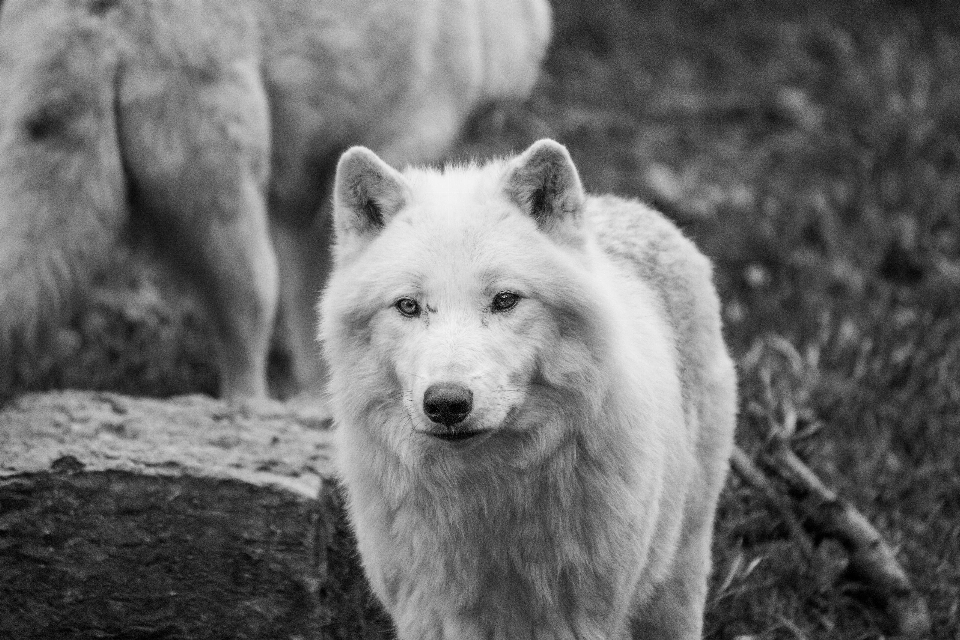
[764,442,930,638]
[732,336,932,638]
[728,446,812,558]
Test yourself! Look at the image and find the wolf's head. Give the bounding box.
[321,140,615,469]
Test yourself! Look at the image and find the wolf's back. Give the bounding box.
[0,2,127,395]
[472,0,552,101]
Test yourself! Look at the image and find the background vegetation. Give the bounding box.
[14,0,960,637]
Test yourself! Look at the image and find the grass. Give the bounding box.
[13,0,960,637]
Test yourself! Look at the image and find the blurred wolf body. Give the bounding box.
[0,0,551,401]
[322,140,738,639]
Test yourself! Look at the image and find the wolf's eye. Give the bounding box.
[395,297,421,317]
[491,291,521,313]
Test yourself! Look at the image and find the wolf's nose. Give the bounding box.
[423,383,473,426]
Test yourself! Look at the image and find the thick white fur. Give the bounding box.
[321,140,737,639]
[0,0,551,400]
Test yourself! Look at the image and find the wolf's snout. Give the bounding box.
[423,383,473,426]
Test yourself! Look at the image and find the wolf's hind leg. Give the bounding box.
[119,59,277,400]
[269,213,329,402]
[181,182,278,401]
[136,170,278,401]
[264,139,335,404]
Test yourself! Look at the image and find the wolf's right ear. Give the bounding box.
[333,146,409,244]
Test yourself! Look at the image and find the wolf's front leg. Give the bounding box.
[630,526,713,640]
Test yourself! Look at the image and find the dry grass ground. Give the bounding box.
[9,0,960,637]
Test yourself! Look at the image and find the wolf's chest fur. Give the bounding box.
[372,429,656,634]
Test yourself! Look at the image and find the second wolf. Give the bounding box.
[0,0,551,400]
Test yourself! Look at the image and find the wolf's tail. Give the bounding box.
[0,14,128,397]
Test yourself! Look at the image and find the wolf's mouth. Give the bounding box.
[429,429,488,442]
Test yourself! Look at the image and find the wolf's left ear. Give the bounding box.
[333,146,410,244]
[504,139,585,245]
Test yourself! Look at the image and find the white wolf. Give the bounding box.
[321,139,738,639]
[0,0,551,400]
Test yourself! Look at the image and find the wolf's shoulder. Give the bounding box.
[586,194,724,366]
[586,194,713,287]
